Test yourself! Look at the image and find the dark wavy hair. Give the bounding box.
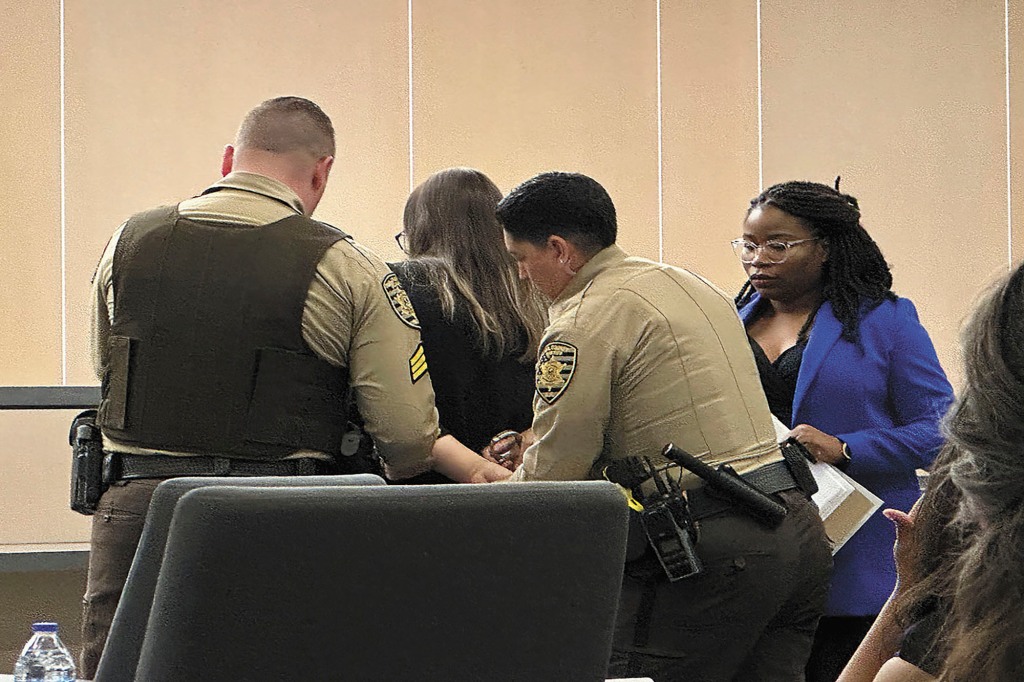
[889,445,965,672]
[735,180,895,343]
[934,263,1024,679]
[891,264,1024,680]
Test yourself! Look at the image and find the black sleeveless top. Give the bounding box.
[748,336,808,427]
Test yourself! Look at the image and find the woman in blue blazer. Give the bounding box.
[732,180,954,682]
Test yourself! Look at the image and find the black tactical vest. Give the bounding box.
[97,205,350,460]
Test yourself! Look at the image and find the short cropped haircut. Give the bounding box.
[495,172,617,255]
[236,96,335,158]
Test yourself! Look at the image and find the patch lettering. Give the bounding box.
[409,343,428,383]
[535,341,578,405]
[382,272,421,329]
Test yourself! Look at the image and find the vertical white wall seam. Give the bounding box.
[657,0,664,261]
[1006,0,1013,268]
[757,0,763,191]
[60,0,67,385]
[408,0,415,193]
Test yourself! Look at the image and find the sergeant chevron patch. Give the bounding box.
[409,343,428,383]
[536,341,577,404]
[382,272,421,329]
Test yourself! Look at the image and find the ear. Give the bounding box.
[817,239,829,264]
[221,145,235,177]
[312,155,334,192]
[547,235,572,261]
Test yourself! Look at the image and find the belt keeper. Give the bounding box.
[213,457,231,476]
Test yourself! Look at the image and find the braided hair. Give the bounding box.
[735,178,895,343]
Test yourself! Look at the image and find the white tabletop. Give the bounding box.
[0,671,651,675]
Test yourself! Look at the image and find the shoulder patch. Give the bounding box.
[382,272,421,329]
[409,343,428,383]
[536,341,578,405]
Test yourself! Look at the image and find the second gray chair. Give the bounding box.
[94,473,384,682]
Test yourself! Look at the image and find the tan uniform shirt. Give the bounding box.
[511,244,781,487]
[91,172,438,477]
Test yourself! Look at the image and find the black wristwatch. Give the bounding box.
[838,441,852,469]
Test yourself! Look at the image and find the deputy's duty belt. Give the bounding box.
[685,459,798,521]
[113,452,329,480]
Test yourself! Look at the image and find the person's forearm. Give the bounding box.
[837,589,906,682]
[431,435,511,483]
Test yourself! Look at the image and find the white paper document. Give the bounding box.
[771,415,883,554]
[809,461,855,519]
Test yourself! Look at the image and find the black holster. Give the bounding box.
[70,409,108,515]
[336,418,383,476]
[780,437,819,498]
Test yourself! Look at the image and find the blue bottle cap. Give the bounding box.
[31,622,59,633]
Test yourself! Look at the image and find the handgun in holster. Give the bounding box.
[663,443,789,528]
[336,410,383,476]
[604,456,703,582]
[69,409,108,515]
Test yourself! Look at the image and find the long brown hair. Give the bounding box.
[898,264,1024,680]
[934,263,1024,680]
[889,445,965,671]
[402,167,546,361]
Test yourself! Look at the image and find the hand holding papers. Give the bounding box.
[772,415,882,554]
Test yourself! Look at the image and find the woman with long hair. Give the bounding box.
[834,446,963,681]
[938,264,1024,677]
[391,167,546,481]
[840,262,1024,681]
[733,180,954,680]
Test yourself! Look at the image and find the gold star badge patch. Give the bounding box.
[382,273,421,329]
[536,341,577,404]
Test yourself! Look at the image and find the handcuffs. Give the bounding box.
[489,430,523,465]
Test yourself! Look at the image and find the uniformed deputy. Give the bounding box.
[495,171,833,681]
[82,96,505,678]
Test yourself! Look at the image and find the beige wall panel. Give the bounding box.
[762,0,1009,386]
[63,0,409,383]
[0,570,87,672]
[1012,0,1024,263]
[661,0,759,294]
[411,0,659,260]
[0,2,62,385]
[0,410,90,547]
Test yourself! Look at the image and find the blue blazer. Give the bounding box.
[739,294,954,616]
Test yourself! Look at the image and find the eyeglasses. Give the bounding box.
[394,232,409,254]
[730,238,818,264]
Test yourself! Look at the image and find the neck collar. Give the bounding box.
[202,171,306,215]
[550,244,627,307]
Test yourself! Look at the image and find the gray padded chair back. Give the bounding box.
[94,474,384,682]
[136,481,629,682]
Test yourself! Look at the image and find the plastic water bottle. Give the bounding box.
[13,622,76,682]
